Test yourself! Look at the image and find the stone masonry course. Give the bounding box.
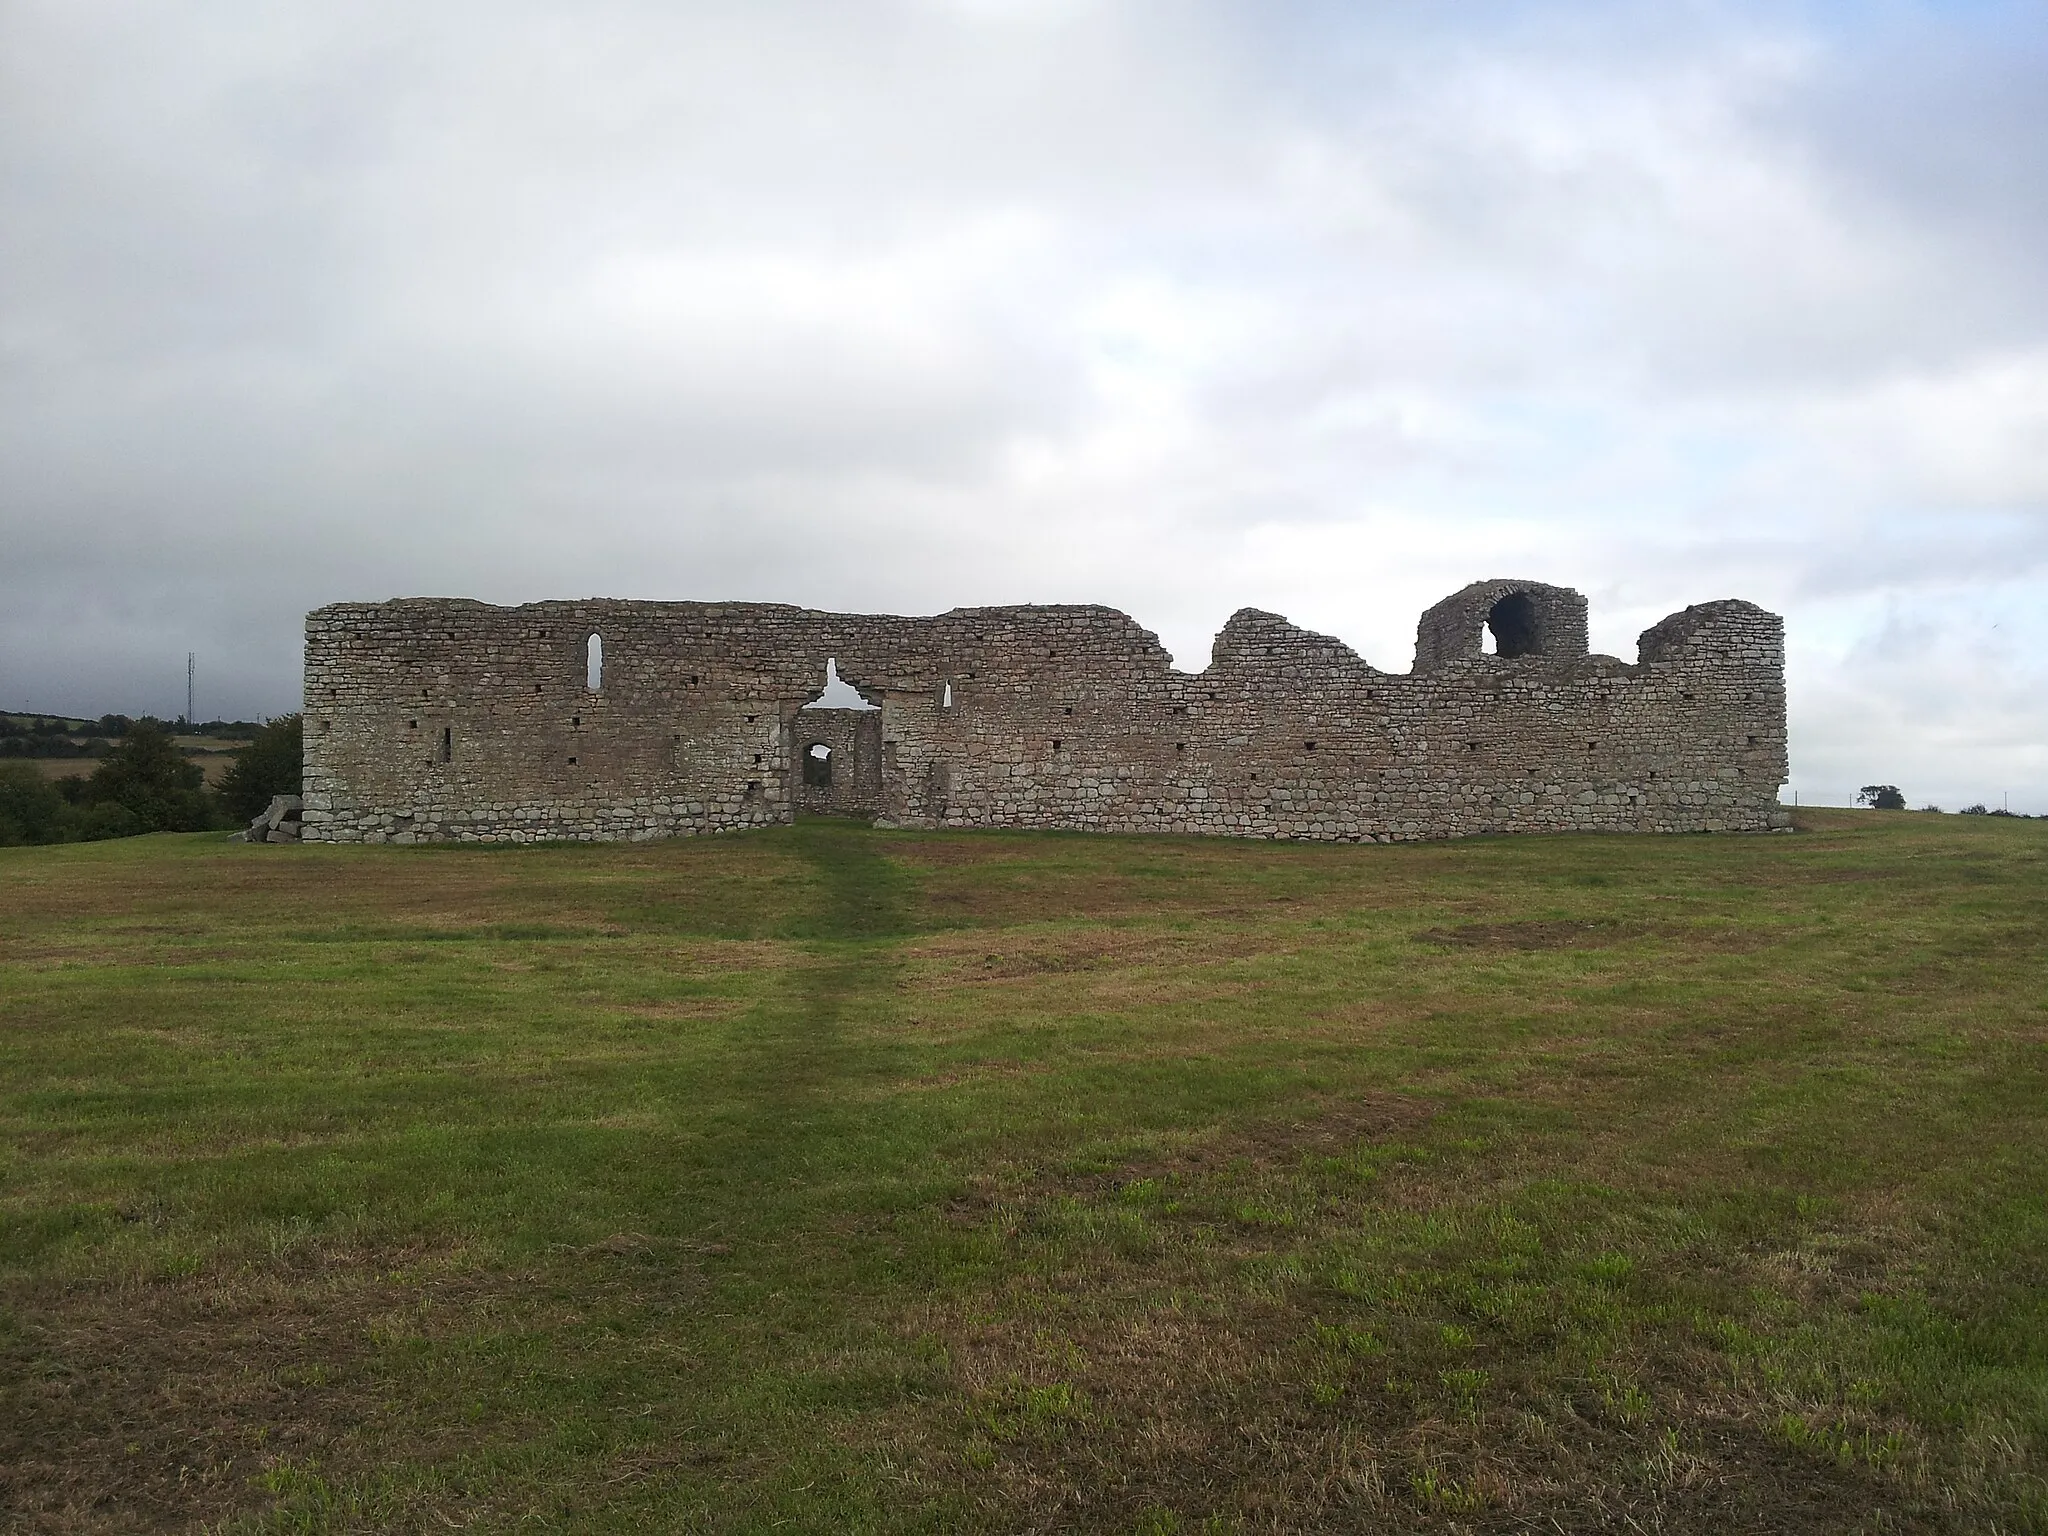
[299,579,1789,845]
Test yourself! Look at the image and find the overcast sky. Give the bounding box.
[4,1,2044,810]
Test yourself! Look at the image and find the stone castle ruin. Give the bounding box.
[299,580,1789,845]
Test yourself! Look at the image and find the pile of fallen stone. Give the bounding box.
[232,794,303,843]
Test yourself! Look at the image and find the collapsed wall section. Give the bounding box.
[300,585,1789,845]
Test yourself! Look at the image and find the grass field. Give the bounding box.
[3,812,2045,1533]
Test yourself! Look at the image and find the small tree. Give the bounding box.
[219,715,303,824]
[0,762,65,845]
[79,719,213,832]
[1857,785,1906,811]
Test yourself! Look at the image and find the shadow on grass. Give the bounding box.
[780,816,918,944]
[739,816,917,1108]
[686,817,930,1230]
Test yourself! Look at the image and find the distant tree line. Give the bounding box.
[1862,785,2039,819]
[0,713,267,759]
[0,716,301,846]
[0,714,133,758]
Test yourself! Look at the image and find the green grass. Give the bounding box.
[3,810,2047,1532]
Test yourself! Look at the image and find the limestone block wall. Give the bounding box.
[300,582,1788,845]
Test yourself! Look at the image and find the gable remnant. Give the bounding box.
[299,582,1789,845]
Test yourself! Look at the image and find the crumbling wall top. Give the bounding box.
[1636,599,1783,666]
[1207,608,1378,677]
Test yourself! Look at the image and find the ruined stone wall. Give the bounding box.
[300,583,1789,845]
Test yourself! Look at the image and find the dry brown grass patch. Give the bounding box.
[614,998,750,1022]
[0,1240,724,1535]
[3,1250,464,1533]
[1416,918,1655,950]
[910,1285,1903,1533]
[944,1096,1436,1223]
[902,924,1295,990]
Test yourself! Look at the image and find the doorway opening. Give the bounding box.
[803,742,833,787]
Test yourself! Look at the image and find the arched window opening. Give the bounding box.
[585,633,603,692]
[803,741,833,787]
[941,681,953,709]
[1486,593,1537,658]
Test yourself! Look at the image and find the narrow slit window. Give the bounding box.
[585,633,603,692]
[440,726,452,763]
[941,682,953,708]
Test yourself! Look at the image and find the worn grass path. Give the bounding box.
[2,811,2047,1533]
